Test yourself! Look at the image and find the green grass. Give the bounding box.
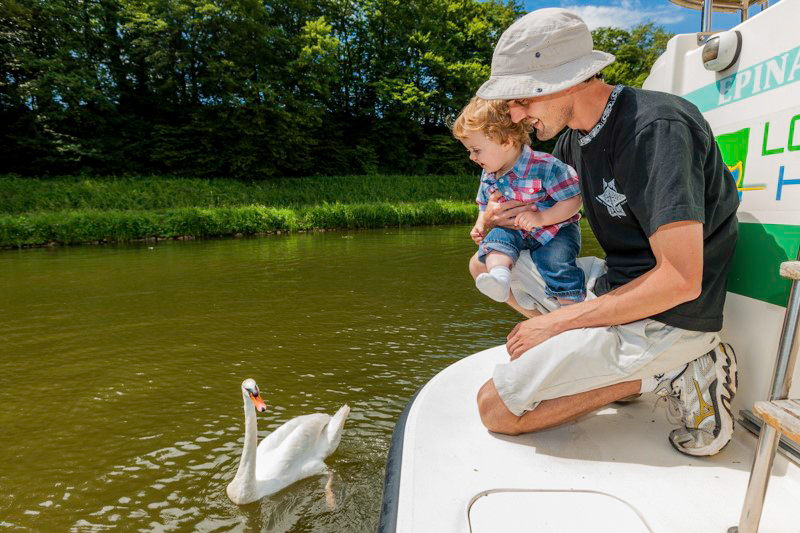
[0,175,603,251]
[0,201,478,247]
[0,175,477,214]
[0,174,481,247]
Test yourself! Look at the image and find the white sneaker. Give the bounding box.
[654,343,737,456]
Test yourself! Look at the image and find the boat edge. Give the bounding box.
[377,387,422,533]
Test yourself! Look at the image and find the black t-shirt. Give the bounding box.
[553,85,739,332]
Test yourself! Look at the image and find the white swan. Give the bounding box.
[227,378,350,505]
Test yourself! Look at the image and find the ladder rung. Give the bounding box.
[753,399,800,445]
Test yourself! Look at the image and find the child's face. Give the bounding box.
[461,131,518,175]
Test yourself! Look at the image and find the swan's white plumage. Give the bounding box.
[227,379,349,505]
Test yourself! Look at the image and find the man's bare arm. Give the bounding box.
[506,220,704,359]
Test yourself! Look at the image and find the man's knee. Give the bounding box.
[477,380,523,436]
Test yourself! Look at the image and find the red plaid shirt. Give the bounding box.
[476,145,581,245]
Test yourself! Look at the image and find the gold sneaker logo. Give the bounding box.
[693,379,715,427]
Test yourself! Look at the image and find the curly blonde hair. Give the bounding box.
[451,97,532,147]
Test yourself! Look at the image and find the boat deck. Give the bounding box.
[391,346,800,532]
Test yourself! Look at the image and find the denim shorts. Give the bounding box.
[478,222,585,303]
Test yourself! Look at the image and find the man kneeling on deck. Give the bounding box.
[475,8,740,456]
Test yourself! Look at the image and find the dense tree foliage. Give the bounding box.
[0,1,670,178]
[593,23,672,88]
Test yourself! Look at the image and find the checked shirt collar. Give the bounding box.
[484,144,535,185]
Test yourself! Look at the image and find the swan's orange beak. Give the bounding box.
[249,392,267,413]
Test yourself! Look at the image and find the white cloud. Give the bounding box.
[561,0,688,29]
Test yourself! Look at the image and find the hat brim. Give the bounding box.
[476,51,615,100]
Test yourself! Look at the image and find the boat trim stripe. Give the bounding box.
[729,222,800,306]
[682,45,800,112]
[378,387,421,533]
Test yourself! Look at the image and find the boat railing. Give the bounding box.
[669,0,770,28]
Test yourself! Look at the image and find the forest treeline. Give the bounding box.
[1,0,671,179]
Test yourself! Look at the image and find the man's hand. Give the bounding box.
[488,190,505,202]
[515,209,543,232]
[506,313,560,360]
[470,224,485,244]
[484,198,529,230]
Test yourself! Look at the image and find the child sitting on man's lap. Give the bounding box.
[452,97,585,306]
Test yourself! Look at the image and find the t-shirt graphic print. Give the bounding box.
[595,179,627,218]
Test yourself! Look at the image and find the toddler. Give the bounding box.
[452,97,585,306]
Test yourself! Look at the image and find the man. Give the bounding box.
[474,8,740,456]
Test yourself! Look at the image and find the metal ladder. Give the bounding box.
[729,260,800,533]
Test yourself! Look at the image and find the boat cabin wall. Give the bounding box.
[642,0,800,413]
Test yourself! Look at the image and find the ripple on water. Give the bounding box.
[1,227,523,532]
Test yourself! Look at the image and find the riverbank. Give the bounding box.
[0,175,478,247]
[0,202,477,248]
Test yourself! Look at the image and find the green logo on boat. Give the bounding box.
[716,128,766,200]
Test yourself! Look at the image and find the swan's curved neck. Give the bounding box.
[233,389,258,484]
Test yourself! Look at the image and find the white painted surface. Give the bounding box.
[721,291,800,414]
[469,490,651,532]
[395,346,800,533]
[644,0,800,222]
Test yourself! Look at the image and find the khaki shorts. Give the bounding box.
[494,254,721,416]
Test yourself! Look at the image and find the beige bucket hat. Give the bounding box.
[477,8,615,100]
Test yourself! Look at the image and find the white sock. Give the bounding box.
[640,364,686,393]
[476,266,512,303]
[489,265,511,285]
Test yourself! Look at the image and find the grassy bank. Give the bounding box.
[0,175,476,214]
[0,175,479,247]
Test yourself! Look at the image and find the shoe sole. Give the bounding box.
[670,343,738,457]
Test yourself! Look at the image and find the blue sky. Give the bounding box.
[521,0,769,35]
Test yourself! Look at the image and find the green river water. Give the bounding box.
[0,225,601,532]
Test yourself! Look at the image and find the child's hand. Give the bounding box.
[470,225,485,244]
[515,210,542,232]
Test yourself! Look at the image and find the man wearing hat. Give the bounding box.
[474,8,740,456]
